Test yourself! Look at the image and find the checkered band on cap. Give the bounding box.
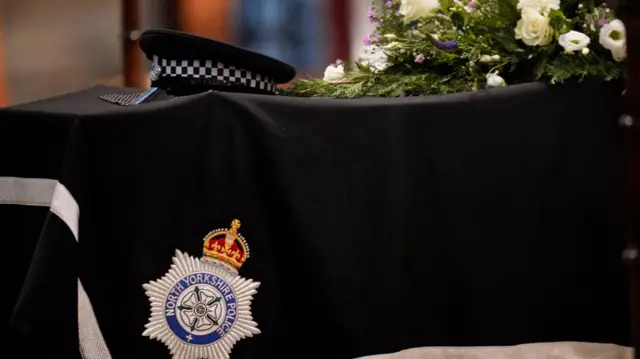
[151,55,277,93]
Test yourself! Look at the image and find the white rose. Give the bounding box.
[323,64,345,82]
[515,7,554,46]
[486,71,506,88]
[517,0,559,14]
[558,30,590,52]
[599,19,626,62]
[399,0,440,21]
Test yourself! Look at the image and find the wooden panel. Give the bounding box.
[0,6,7,106]
[176,0,232,42]
[331,0,351,63]
[123,0,143,88]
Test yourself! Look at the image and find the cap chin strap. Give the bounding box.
[152,76,276,97]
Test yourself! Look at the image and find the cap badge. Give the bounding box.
[142,219,260,359]
[150,62,162,81]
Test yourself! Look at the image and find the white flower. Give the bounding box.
[599,19,626,62]
[517,0,559,14]
[399,0,440,21]
[479,55,494,63]
[558,30,590,52]
[479,54,501,63]
[323,64,345,82]
[611,47,626,62]
[515,7,554,46]
[360,47,389,73]
[410,29,426,38]
[384,34,397,39]
[486,71,506,87]
[581,47,590,55]
[384,41,401,49]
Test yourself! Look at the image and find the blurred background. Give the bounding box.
[0,0,377,106]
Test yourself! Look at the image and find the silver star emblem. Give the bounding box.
[143,250,260,359]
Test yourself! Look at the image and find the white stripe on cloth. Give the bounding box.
[355,342,634,359]
[0,176,112,359]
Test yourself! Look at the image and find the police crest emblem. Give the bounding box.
[150,61,162,81]
[143,219,260,359]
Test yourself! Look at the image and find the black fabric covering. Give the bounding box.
[2,80,630,358]
[1,106,77,349]
[10,214,81,358]
[2,86,143,356]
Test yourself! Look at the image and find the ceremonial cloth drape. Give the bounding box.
[1,80,631,359]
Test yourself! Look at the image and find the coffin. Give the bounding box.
[1,80,633,358]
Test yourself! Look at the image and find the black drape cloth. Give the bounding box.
[2,81,630,358]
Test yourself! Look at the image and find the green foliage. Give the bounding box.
[548,9,572,35]
[286,72,474,98]
[284,0,624,98]
[545,52,622,84]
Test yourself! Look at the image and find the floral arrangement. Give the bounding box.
[284,0,626,98]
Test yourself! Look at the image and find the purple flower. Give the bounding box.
[374,35,382,41]
[398,91,406,97]
[598,17,608,26]
[415,54,425,63]
[386,0,393,8]
[436,40,459,50]
[368,9,375,22]
[363,36,373,46]
[467,1,476,9]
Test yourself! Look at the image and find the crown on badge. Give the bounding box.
[202,219,250,270]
